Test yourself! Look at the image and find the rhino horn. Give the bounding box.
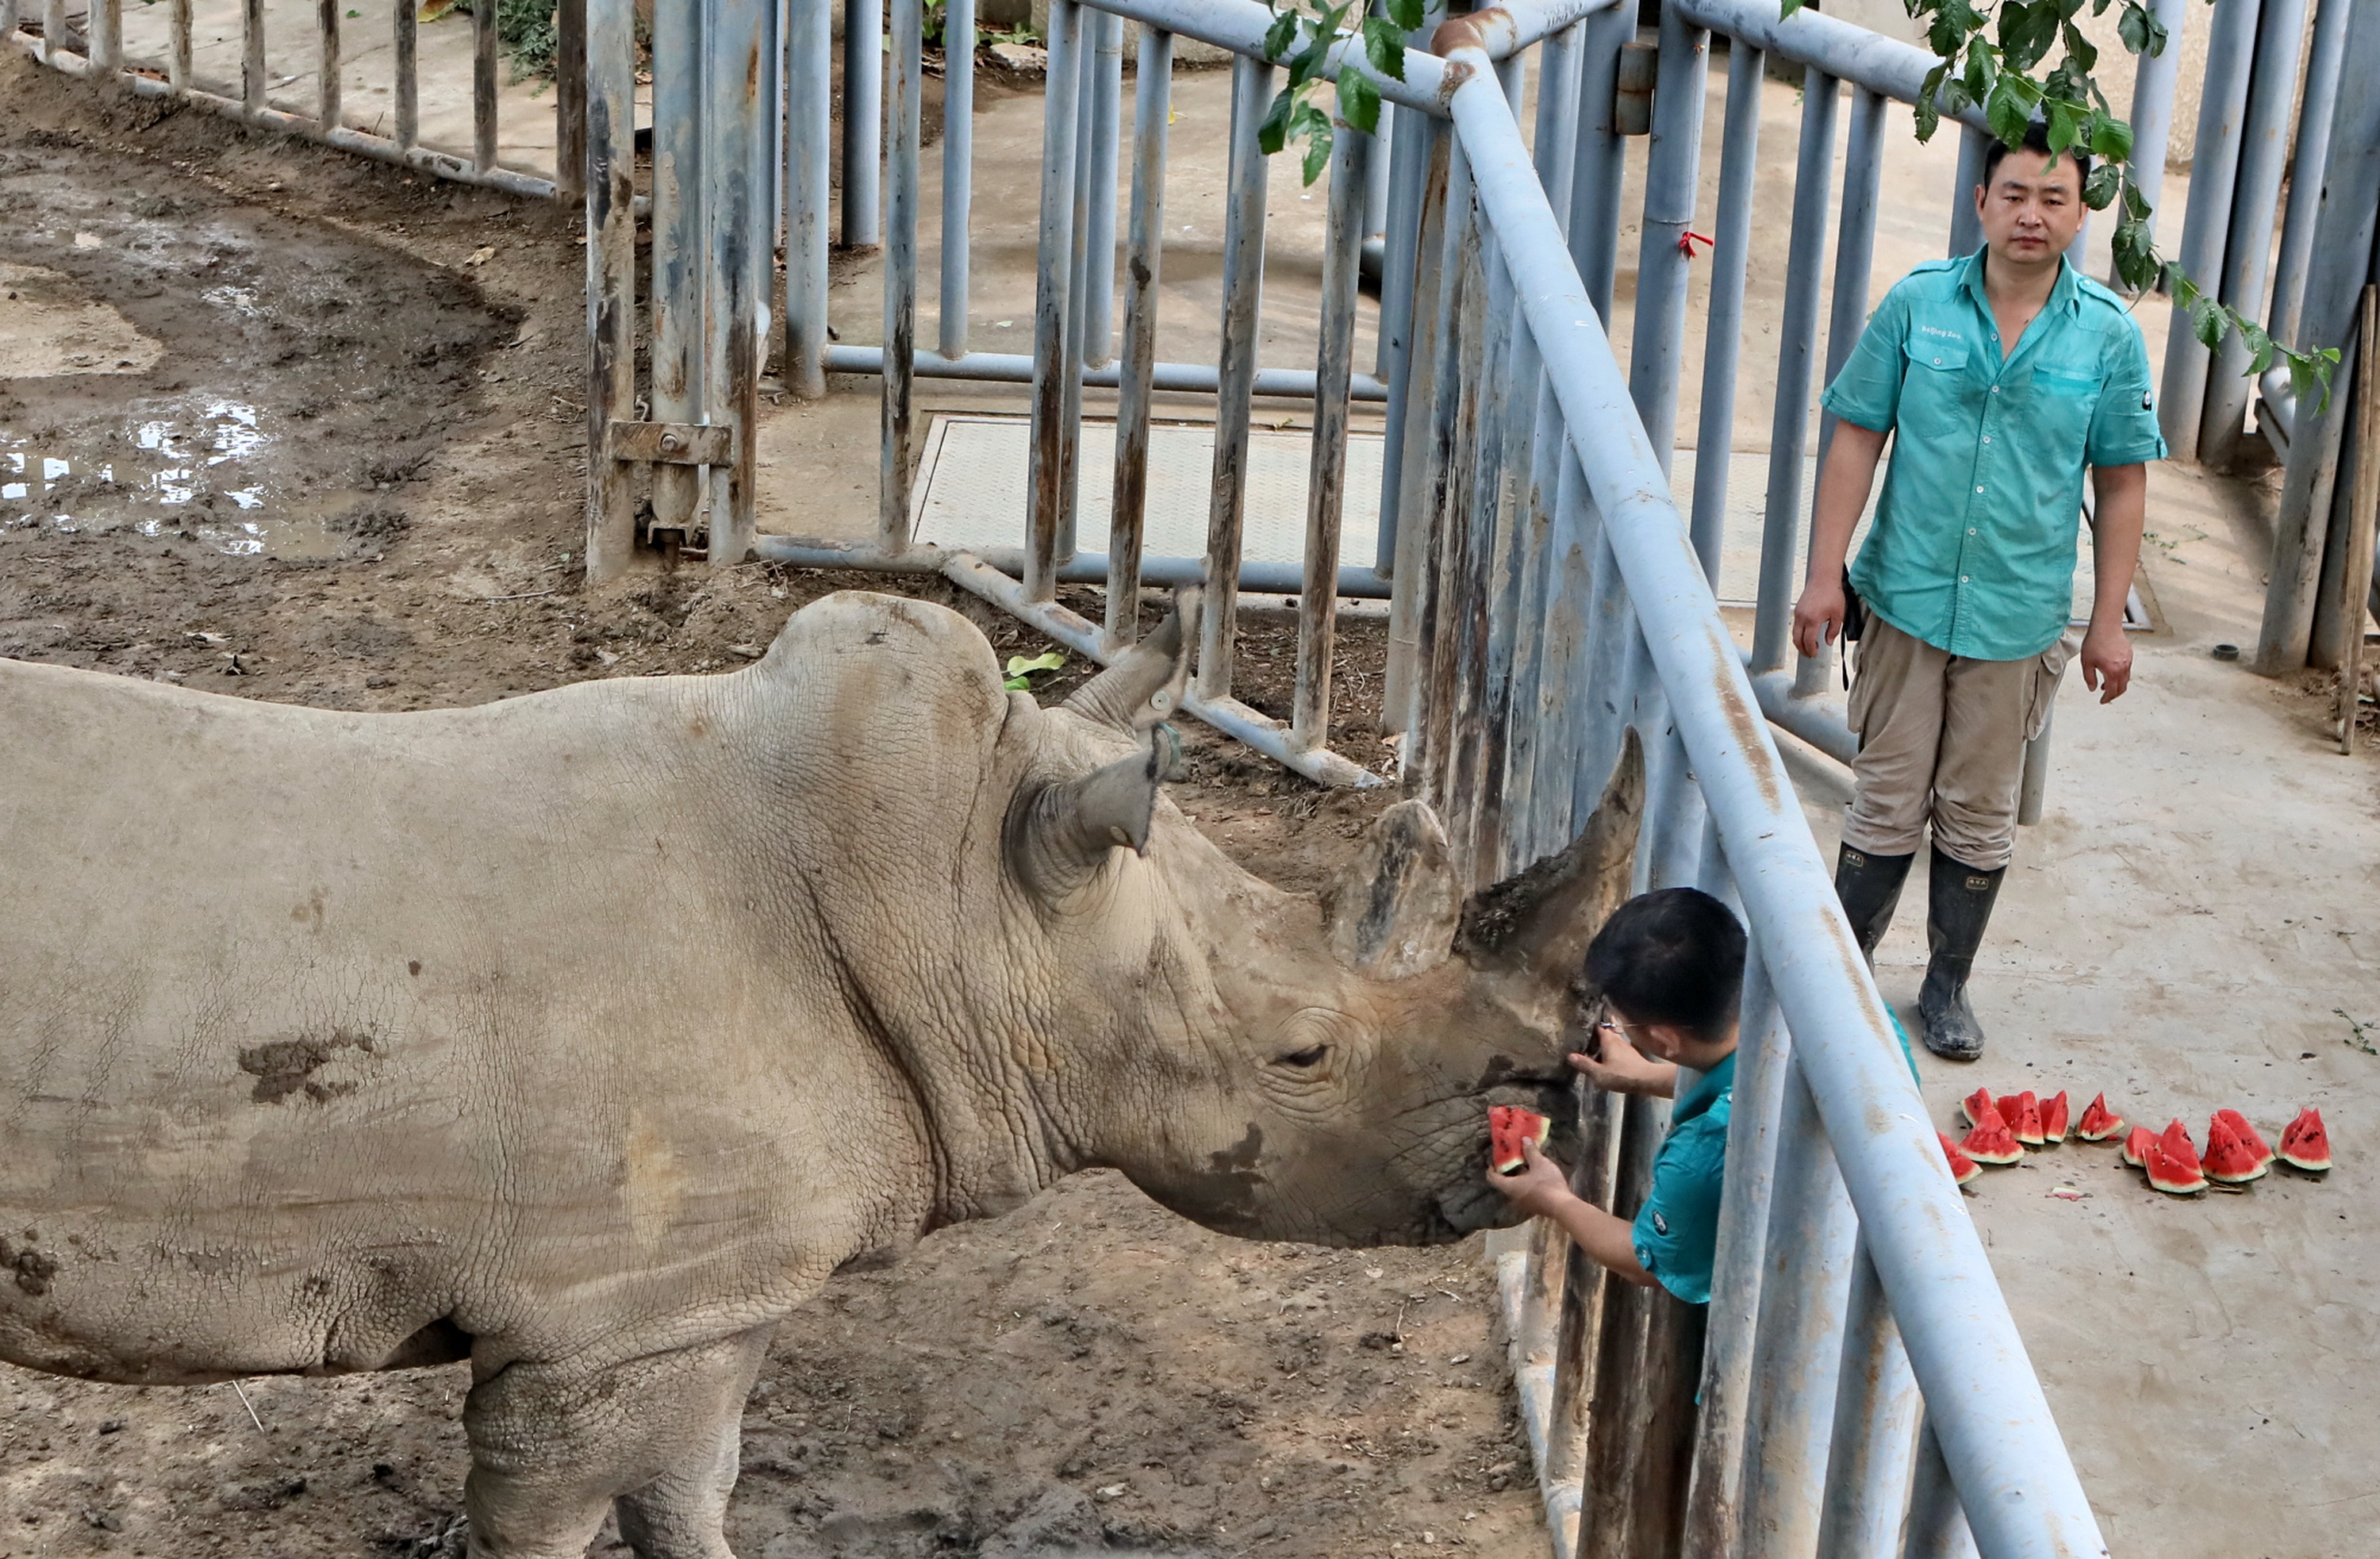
[1006,725,1188,903]
[1061,589,1201,733]
[1326,801,1464,980]
[1452,727,1645,981]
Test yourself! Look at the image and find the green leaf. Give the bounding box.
[1339,68,1382,136]
[2190,294,2227,350]
[1301,106,1336,186]
[2120,178,2151,221]
[1780,0,1808,17]
[2082,159,2122,209]
[1263,8,1299,63]
[1387,0,1424,33]
[1914,90,1941,144]
[2292,347,2341,413]
[2044,98,2081,157]
[2061,21,2097,72]
[1987,81,2033,148]
[2088,112,2133,162]
[1004,651,1066,687]
[1362,14,1407,80]
[1257,85,1295,156]
[2240,317,2277,375]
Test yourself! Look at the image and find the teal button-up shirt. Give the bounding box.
[1632,1051,1734,1307]
[1821,248,2167,662]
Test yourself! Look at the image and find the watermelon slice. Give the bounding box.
[2006,1090,2045,1147]
[1937,1131,1982,1187]
[2040,1091,2071,1144]
[1960,1102,2023,1166]
[2213,1108,2274,1171]
[1488,1105,1551,1176]
[1959,1086,2000,1127]
[2202,1112,2268,1185]
[2278,1107,2332,1173]
[2144,1119,2207,1195]
[2120,1124,2155,1168]
[2076,1093,2125,1142]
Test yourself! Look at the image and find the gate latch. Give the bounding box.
[608,420,735,466]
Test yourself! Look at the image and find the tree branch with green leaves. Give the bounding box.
[1254,0,1425,184]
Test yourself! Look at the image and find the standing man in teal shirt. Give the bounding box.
[1792,123,2167,1062]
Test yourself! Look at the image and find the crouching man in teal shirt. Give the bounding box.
[1486,888,1745,1304]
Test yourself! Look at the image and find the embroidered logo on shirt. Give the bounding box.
[1917,324,1964,341]
[1651,1211,1670,1235]
[2142,390,2154,410]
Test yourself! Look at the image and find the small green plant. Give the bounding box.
[2337,1008,2378,1057]
[418,0,561,83]
[1003,651,1066,690]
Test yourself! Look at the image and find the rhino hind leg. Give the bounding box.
[461,1324,775,1559]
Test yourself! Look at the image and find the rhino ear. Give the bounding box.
[1061,589,1202,734]
[1452,727,1645,981]
[1326,801,1464,980]
[1006,725,1187,904]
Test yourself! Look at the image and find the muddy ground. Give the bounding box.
[0,50,1549,1559]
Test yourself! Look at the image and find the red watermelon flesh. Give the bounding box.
[1960,1086,1999,1127]
[2076,1092,2125,1142]
[2213,1108,2274,1171]
[2145,1119,2207,1194]
[1960,1103,2023,1165]
[2040,1091,2071,1143]
[2120,1124,2155,1168]
[2006,1091,2045,1146]
[2278,1107,2332,1173]
[2202,1112,2267,1185]
[1488,1105,1552,1176]
[1937,1131,1982,1187]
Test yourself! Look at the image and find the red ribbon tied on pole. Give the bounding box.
[1677,230,1714,260]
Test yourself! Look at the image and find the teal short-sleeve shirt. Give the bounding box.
[1820,248,2168,662]
[1631,1053,1735,1306]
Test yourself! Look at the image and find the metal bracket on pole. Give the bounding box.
[1613,43,1657,135]
[608,420,738,467]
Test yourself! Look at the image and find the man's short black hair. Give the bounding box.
[1582,888,1747,1042]
[1982,121,2090,190]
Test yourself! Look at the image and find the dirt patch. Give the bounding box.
[0,53,1540,1559]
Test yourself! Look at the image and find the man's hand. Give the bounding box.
[2079,619,2131,702]
[1791,574,1848,662]
[1569,1035,1675,1099]
[1485,1138,1576,1220]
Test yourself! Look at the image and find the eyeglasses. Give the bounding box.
[1595,1017,1655,1042]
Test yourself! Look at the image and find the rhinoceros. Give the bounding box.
[0,589,1642,1557]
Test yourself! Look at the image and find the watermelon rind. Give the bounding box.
[2144,1139,2208,1195]
[1960,1103,2023,1166]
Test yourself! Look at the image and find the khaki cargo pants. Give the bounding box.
[1841,615,2078,872]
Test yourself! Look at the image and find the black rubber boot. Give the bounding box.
[1917,847,2006,1062]
[1833,845,1916,966]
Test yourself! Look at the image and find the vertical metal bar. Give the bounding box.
[1108,25,1171,651]
[2270,0,2347,345]
[1567,0,1631,321]
[585,0,638,580]
[706,0,769,568]
[1679,943,1786,1557]
[171,0,191,89]
[650,0,705,541]
[93,0,119,70]
[1384,124,1456,732]
[1900,1416,1982,1559]
[1520,445,1593,859]
[2200,0,2310,467]
[1024,0,1082,602]
[1453,237,1522,858]
[938,0,975,359]
[1814,1235,1924,1559]
[2114,0,2193,283]
[1409,203,1486,803]
[1734,1055,1858,1558]
[314,0,337,128]
[556,0,588,202]
[394,0,416,150]
[37,0,58,63]
[1057,28,1096,562]
[1376,108,1437,572]
[1081,11,1123,370]
[841,0,883,247]
[1574,1095,1664,1559]
[1196,52,1274,702]
[881,0,923,551]
[1530,25,1579,209]
[1797,83,1884,697]
[2158,0,2262,458]
[1946,123,1987,258]
[1364,73,1394,239]
[1749,72,1838,678]
[1545,1073,1622,1542]
[1294,125,1372,751]
[243,0,264,115]
[787,0,831,397]
[1689,40,1761,587]
[474,0,498,171]
[1626,2,1708,468]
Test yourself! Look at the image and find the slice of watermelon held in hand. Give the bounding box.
[2202,1111,2267,1185]
[2120,1124,2155,1168]
[2040,1091,2071,1144]
[1937,1131,1982,1187]
[2145,1119,2207,1195]
[2076,1092,2125,1142]
[1488,1105,1552,1176]
[2278,1107,2332,1173]
[1960,1102,2023,1165]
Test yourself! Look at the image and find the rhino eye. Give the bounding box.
[1276,1044,1330,1069]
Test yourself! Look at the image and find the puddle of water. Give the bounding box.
[2,401,350,559]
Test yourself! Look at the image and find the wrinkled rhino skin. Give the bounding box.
[0,590,1641,1558]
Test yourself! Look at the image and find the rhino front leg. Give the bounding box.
[463,1324,775,1559]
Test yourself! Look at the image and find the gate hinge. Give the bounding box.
[608,420,735,466]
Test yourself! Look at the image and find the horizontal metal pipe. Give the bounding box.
[937,553,1385,788]
[752,535,1394,599]
[1439,46,2108,1554]
[1430,0,1622,60]
[1747,666,1857,766]
[2,40,561,198]
[820,342,1388,401]
[1667,0,1987,129]
[1079,0,1451,113]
